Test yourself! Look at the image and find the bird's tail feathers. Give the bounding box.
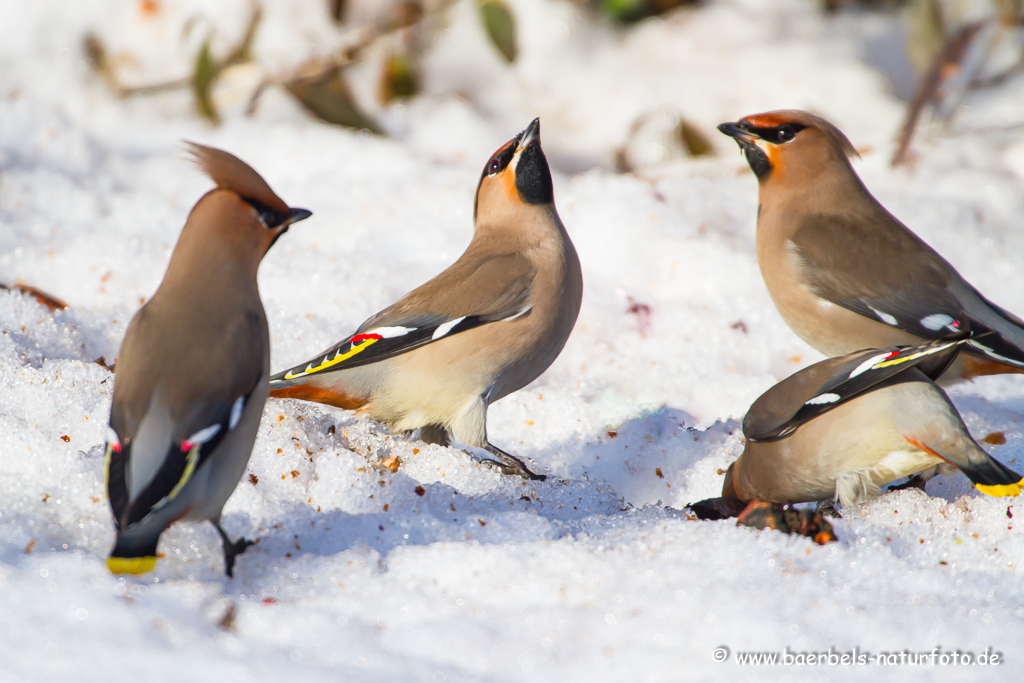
[905,435,1023,498]
[961,454,1024,497]
[107,533,160,575]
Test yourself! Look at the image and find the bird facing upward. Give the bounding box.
[269,118,583,480]
[105,143,311,576]
[718,109,1024,382]
[724,339,1023,507]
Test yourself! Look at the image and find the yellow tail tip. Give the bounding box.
[975,479,1024,498]
[106,555,157,575]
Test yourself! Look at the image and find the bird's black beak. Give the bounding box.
[519,117,540,152]
[285,207,312,226]
[717,121,758,146]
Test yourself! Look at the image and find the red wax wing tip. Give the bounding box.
[111,442,122,453]
[350,334,383,344]
[181,441,194,452]
[886,351,899,359]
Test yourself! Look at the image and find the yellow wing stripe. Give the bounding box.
[873,341,958,370]
[284,337,380,380]
[167,444,200,501]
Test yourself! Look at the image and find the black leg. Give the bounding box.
[418,424,450,447]
[815,498,840,518]
[481,442,547,481]
[213,522,254,578]
[888,473,929,493]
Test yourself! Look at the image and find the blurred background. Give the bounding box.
[4,5,1024,678]
[4,0,1023,178]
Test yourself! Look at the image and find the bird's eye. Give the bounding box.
[776,125,796,142]
[488,159,501,175]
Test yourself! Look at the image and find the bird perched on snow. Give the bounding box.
[718,109,1024,382]
[104,143,311,576]
[269,118,582,480]
[723,339,1024,507]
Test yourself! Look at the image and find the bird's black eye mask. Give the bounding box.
[725,121,807,179]
[740,121,807,145]
[482,135,521,178]
[247,199,292,229]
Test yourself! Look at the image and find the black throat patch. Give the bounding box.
[515,142,553,205]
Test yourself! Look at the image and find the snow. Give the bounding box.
[2,0,1024,680]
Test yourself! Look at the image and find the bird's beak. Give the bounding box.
[518,117,541,153]
[285,207,312,226]
[717,121,758,145]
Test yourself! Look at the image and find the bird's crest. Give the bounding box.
[742,110,859,159]
[184,142,290,213]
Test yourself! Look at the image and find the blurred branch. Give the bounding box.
[0,283,68,312]
[84,0,521,133]
[892,13,1024,167]
[84,2,262,108]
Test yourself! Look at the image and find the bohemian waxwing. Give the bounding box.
[718,110,1024,382]
[269,118,582,480]
[104,143,311,576]
[723,338,1024,507]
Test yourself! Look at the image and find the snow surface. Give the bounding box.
[2,0,1024,681]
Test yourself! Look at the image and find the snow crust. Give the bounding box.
[2,0,1024,680]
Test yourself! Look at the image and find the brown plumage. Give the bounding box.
[105,143,311,576]
[185,142,290,214]
[723,342,1023,507]
[269,119,583,480]
[718,109,1024,382]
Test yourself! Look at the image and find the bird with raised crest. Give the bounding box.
[104,143,311,576]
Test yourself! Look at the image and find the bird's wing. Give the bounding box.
[789,212,972,338]
[107,305,266,530]
[271,253,536,383]
[106,377,262,530]
[743,339,965,443]
[791,213,1024,367]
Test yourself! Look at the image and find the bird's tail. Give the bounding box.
[960,453,1024,497]
[964,294,1024,372]
[906,435,1023,497]
[107,532,160,575]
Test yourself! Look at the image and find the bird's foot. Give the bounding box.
[215,523,255,578]
[417,424,451,447]
[481,443,547,481]
[479,458,547,481]
[815,498,840,518]
[888,473,929,493]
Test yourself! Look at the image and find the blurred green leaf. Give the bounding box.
[285,64,384,134]
[192,37,220,124]
[478,0,517,63]
[676,118,714,157]
[378,51,419,104]
[601,0,698,24]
